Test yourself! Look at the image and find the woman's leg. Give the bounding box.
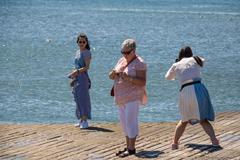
[118,106,128,147]
[115,107,129,156]
[125,101,139,151]
[173,120,188,145]
[73,81,91,124]
[200,120,219,145]
[128,137,137,150]
[81,115,87,121]
[117,101,139,157]
[126,136,129,149]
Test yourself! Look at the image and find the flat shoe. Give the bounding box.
[171,143,179,150]
[74,122,81,127]
[118,149,136,158]
[80,120,89,129]
[116,148,127,156]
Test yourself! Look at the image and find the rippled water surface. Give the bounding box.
[0,0,240,123]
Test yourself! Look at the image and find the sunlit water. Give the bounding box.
[0,0,240,123]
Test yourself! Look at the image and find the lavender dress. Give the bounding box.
[72,49,91,120]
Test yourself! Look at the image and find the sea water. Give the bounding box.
[0,0,240,123]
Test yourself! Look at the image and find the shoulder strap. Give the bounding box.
[193,56,203,67]
[126,55,137,67]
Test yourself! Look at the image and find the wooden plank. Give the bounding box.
[0,112,239,160]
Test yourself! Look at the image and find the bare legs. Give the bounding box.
[81,115,87,121]
[171,120,188,149]
[126,136,136,150]
[125,136,129,149]
[200,120,219,145]
[116,136,136,157]
[172,120,219,149]
[173,120,188,145]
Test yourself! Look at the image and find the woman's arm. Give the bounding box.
[165,64,176,80]
[79,57,91,72]
[109,70,120,80]
[109,58,124,80]
[68,57,91,79]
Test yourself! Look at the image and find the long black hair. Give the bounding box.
[76,33,91,50]
[176,46,203,67]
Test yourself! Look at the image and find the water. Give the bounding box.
[0,0,240,124]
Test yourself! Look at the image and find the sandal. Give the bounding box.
[171,143,179,150]
[116,148,127,156]
[118,149,136,158]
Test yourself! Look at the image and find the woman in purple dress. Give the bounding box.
[68,33,91,129]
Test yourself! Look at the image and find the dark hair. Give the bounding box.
[178,46,193,61]
[76,33,90,50]
[176,46,203,67]
[193,56,203,67]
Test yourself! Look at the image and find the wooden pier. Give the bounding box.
[1,112,240,159]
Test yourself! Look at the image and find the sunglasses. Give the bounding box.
[121,50,132,55]
[78,41,86,44]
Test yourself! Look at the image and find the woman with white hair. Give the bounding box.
[109,39,147,157]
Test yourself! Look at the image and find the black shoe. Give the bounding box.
[119,149,136,158]
[128,149,136,154]
[116,148,127,156]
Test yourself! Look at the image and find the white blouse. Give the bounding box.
[165,57,205,85]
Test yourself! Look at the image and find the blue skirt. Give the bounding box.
[179,82,215,122]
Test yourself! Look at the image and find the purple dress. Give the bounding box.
[72,49,91,120]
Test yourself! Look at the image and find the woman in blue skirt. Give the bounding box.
[68,33,91,129]
[165,46,219,149]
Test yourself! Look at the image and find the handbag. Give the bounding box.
[69,73,91,89]
[110,86,114,96]
[70,79,76,87]
[110,55,137,97]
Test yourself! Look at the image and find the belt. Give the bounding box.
[180,81,201,92]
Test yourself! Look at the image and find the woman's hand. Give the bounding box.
[68,69,79,79]
[119,72,129,81]
[120,70,146,86]
[109,70,120,80]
